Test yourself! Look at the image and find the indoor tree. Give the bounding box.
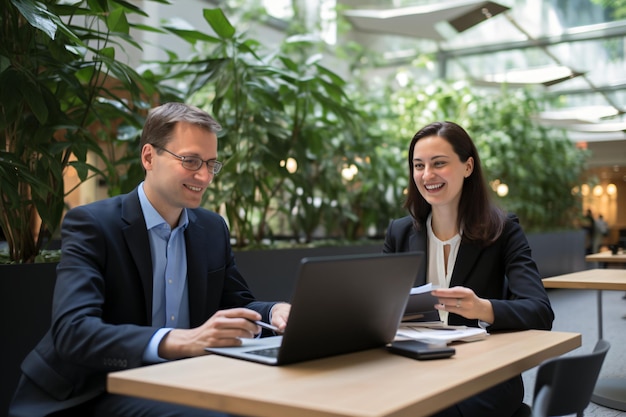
[377,76,589,232]
[0,0,177,263]
[141,8,377,246]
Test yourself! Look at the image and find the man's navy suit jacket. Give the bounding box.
[10,188,275,417]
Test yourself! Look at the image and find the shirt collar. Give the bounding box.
[138,182,189,231]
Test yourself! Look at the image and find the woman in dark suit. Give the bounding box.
[384,121,554,417]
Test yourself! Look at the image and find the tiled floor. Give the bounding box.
[522,287,626,416]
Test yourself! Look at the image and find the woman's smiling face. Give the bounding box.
[412,135,473,210]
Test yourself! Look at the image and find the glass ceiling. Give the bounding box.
[336,0,626,138]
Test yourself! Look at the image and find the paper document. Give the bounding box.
[403,283,441,321]
[396,323,488,344]
[410,283,435,295]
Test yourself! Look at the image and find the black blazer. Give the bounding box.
[10,188,276,417]
[383,215,554,330]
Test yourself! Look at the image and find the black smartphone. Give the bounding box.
[387,340,456,360]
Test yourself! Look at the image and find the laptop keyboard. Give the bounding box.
[248,347,280,358]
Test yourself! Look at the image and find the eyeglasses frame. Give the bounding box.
[151,145,223,175]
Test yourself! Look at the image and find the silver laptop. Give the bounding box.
[205,252,422,365]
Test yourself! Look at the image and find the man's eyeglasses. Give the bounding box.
[152,145,223,175]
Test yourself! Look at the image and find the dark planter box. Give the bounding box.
[527,229,586,278]
[0,262,57,417]
[235,231,587,301]
[234,243,383,301]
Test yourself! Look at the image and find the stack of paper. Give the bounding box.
[396,322,488,344]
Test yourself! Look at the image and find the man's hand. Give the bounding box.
[270,302,290,333]
[158,308,262,360]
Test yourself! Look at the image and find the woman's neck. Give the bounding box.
[430,208,459,241]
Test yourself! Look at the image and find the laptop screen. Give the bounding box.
[207,251,423,365]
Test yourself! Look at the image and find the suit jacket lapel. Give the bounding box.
[409,226,428,286]
[408,231,421,252]
[121,188,154,322]
[450,242,482,287]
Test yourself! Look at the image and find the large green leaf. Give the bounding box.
[11,0,58,39]
[1,0,182,263]
[106,6,130,34]
[203,8,235,40]
[18,78,49,125]
[162,17,221,44]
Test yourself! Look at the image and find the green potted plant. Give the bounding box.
[374,74,590,276]
[117,7,402,247]
[0,1,179,413]
[98,7,397,301]
[376,77,589,232]
[0,0,171,265]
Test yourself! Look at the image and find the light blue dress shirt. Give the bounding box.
[138,182,189,363]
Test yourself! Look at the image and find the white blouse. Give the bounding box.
[426,214,462,325]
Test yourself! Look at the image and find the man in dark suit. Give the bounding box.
[9,102,290,417]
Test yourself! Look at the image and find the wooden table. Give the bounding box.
[585,251,626,265]
[108,330,580,417]
[543,268,626,412]
[543,268,626,339]
[543,269,626,290]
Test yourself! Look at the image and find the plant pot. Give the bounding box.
[0,262,57,417]
[527,229,586,277]
[234,244,382,301]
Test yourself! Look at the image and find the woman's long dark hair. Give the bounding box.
[404,121,505,244]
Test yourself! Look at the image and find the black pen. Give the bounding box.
[245,318,280,332]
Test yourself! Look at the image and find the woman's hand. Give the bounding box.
[432,286,494,324]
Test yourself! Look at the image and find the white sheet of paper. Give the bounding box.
[409,283,436,295]
[396,324,488,344]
